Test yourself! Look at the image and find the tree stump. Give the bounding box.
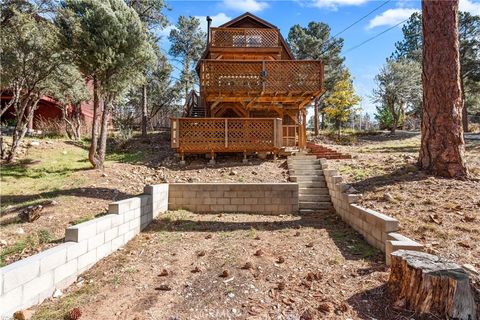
[389,250,477,320]
[18,205,43,222]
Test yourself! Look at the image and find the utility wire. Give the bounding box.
[319,0,392,56]
[343,18,409,54]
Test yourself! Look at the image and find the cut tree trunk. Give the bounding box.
[419,0,468,178]
[389,250,477,320]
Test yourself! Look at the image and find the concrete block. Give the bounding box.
[87,232,105,251]
[105,227,119,242]
[217,198,230,205]
[110,213,124,227]
[96,241,112,260]
[124,229,136,242]
[54,258,78,284]
[38,243,70,273]
[231,198,244,205]
[111,235,125,251]
[1,255,40,294]
[118,221,130,236]
[77,250,97,271]
[66,241,88,261]
[22,271,54,306]
[0,285,22,317]
[96,215,113,234]
[65,219,97,242]
[385,238,423,265]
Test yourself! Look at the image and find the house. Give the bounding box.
[1,87,95,132]
[171,12,324,161]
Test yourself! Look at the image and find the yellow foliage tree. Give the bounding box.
[323,69,361,132]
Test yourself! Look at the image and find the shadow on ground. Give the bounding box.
[146,211,384,265]
[0,187,134,211]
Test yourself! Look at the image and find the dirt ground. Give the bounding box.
[0,133,288,265]
[32,210,439,320]
[321,131,480,268]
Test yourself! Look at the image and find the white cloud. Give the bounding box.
[222,0,269,12]
[158,25,175,40]
[367,8,419,29]
[196,13,232,32]
[311,0,369,10]
[460,0,480,15]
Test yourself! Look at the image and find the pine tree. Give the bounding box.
[420,0,468,178]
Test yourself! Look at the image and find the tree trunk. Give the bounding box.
[419,0,468,178]
[461,76,469,132]
[6,98,38,163]
[97,97,112,169]
[141,84,148,137]
[88,78,102,168]
[314,97,319,136]
[388,250,477,320]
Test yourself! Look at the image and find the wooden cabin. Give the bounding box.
[171,12,324,160]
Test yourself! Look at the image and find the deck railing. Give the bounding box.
[200,60,323,94]
[171,118,283,153]
[210,27,280,48]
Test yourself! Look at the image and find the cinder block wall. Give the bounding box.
[0,184,168,317]
[169,183,298,214]
[319,160,422,263]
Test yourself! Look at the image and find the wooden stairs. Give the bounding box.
[306,142,351,160]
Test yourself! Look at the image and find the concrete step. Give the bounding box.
[299,194,331,202]
[288,169,323,175]
[299,201,333,210]
[299,187,329,195]
[299,208,334,215]
[297,181,327,188]
[287,164,322,170]
[290,176,325,183]
[288,155,318,160]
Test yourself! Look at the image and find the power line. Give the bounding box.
[344,18,409,54]
[319,0,392,56]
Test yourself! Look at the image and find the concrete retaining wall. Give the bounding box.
[168,183,298,214]
[319,160,422,264]
[0,184,169,318]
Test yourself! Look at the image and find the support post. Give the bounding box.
[209,152,216,165]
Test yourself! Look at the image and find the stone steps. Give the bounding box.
[287,154,333,215]
[299,201,333,210]
[299,194,331,202]
[298,187,329,195]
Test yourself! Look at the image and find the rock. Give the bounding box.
[158,269,169,277]
[229,170,237,176]
[46,200,58,206]
[28,141,40,147]
[383,193,395,203]
[0,239,7,247]
[101,173,108,177]
[251,170,258,175]
[227,292,235,299]
[53,289,63,298]
[154,284,172,291]
[219,270,229,278]
[15,227,25,235]
[13,310,34,320]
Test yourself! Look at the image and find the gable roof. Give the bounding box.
[219,12,278,29]
[218,12,295,60]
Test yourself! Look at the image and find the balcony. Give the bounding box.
[210,27,280,48]
[199,60,323,96]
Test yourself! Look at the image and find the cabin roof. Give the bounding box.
[218,12,278,29]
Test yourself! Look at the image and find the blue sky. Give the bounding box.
[159,0,480,118]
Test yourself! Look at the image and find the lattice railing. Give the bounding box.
[171,118,282,153]
[210,28,279,48]
[200,60,323,93]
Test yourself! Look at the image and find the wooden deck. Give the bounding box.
[171,118,283,154]
[200,60,323,97]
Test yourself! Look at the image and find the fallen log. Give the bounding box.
[388,250,477,320]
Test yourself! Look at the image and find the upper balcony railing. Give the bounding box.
[200,60,323,94]
[210,27,280,48]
